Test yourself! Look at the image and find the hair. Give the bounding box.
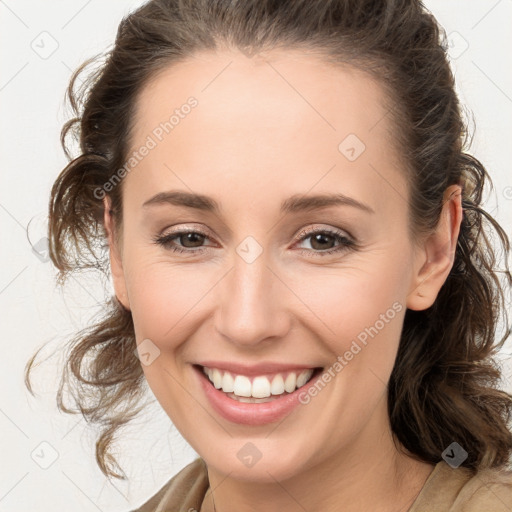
[25,0,512,480]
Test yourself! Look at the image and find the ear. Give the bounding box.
[103,196,130,311]
[406,184,463,311]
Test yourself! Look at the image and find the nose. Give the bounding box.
[213,249,292,347]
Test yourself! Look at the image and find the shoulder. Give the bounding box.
[410,461,512,512]
[131,457,209,512]
[455,465,512,511]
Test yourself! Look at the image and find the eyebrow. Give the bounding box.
[142,191,375,215]
[281,193,375,215]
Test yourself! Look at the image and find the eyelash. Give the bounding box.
[152,226,356,258]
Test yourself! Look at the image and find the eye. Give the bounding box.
[152,229,213,254]
[152,225,357,258]
[294,227,356,257]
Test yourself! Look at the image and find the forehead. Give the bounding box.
[132,48,393,144]
[124,49,407,217]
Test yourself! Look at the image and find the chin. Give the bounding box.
[200,438,313,483]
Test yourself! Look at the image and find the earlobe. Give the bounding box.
[103,196,131,311]
[406,184,463,311]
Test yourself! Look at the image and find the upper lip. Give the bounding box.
[195,361,322,376]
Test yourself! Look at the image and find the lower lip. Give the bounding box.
[194,365,322,426]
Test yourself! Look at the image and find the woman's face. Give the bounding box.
[108,49,443,481]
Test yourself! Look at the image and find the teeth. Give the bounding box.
[296,370,311,388]
[221,371,235,393]
[203,366,315,399]
[270,374,285,395]
[233,375,252,397]
[228,394,277,403]
[212,369,223,389]
[252,376,271,398]
[284,373,297,393]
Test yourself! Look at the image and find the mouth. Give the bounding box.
[194,364,324,404]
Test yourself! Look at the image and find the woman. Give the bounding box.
[26,0,512,510]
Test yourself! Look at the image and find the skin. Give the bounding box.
[104,48,462,512]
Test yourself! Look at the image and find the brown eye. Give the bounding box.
[295,227,356,258]
[309,232,337,251]
[178,232,206,248]
[153,229,212,254]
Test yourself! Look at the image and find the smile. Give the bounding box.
[202,366,318,402]
[193,363,324,425]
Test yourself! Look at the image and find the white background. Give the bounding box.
[1,1,511,510]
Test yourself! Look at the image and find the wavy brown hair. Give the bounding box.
[25,0,512,480]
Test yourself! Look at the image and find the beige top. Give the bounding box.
[132,457,512,511]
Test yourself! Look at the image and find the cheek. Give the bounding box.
[125,259,216,343]
[123,258,217,422]
[282,250,411,372]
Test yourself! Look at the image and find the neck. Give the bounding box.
[202,405,434,512]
